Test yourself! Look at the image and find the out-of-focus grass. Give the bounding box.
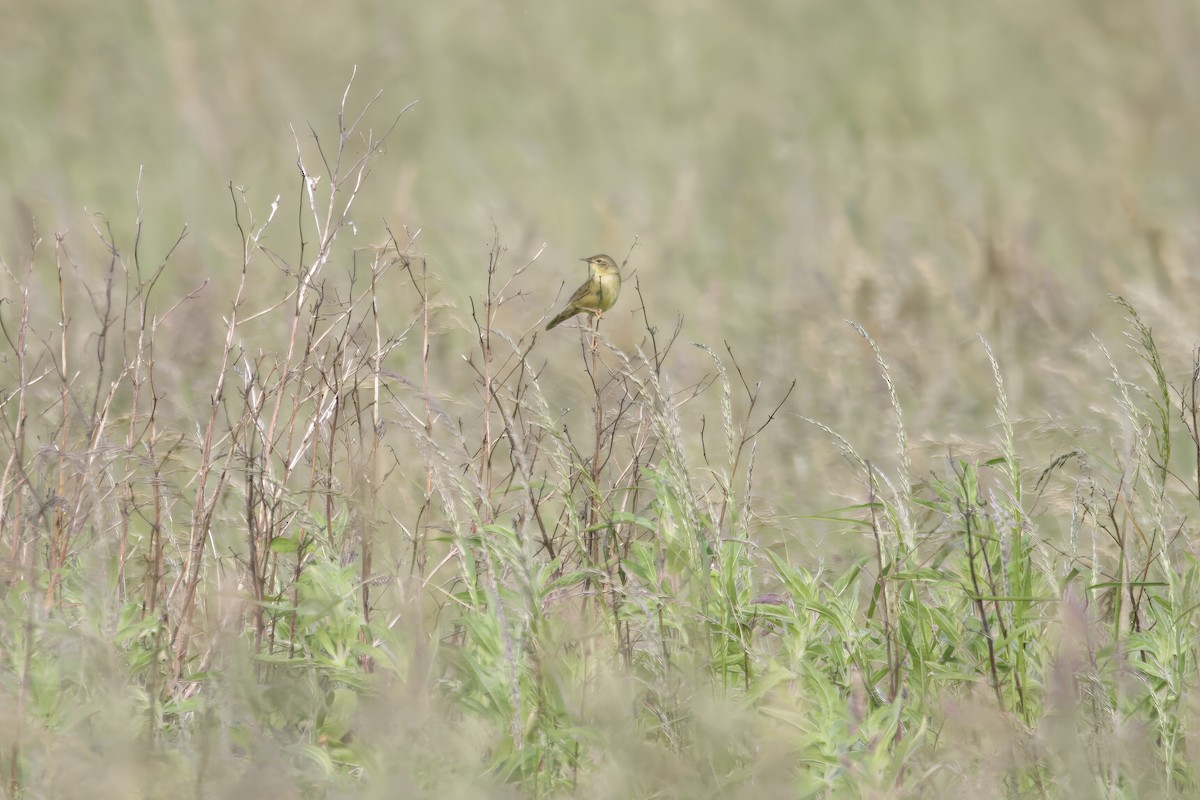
[5,2,1200,797]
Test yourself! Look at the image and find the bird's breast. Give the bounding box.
[598,273,620,310]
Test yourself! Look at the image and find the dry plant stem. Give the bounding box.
[51,222,146,611]
[420,256,433,570]
[634,274,664,378]
[467,237,544,526]
[619,283,679,571]
[714,342,795,533]
[231,81,405,655]
[125,176,184,617]
[45,231,127,610]
[279,86,392,482]
[243,375,273,648]
[588,317,604,569]
[0,242,37,798]
[385,224,434,578]
[357,252,385,665]
[491,379,557,560]
[476,240,502,527]
[46,238,70,612]
[170,185,264,677]
[0,246,35,565]
[419,250,431,538]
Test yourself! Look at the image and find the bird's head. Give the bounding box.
[582,254,618,273]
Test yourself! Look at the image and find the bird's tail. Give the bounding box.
[545,308,577,330]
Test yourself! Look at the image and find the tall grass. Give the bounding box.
[5,85,1200,799]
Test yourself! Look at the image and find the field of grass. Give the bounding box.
[5,2,1200,797]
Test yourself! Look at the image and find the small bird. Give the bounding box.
[545,254,622,330]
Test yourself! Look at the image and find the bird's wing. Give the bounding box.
[565,279,594,307]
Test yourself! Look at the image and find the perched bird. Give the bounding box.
[545,254,622,330]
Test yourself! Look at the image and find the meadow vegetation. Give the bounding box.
[4,2,1200,797]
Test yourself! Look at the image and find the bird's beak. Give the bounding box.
[579,257,590,263]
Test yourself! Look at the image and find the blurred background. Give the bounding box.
[3,0,1200,545]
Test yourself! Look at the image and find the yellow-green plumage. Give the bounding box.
[545,254,622,330]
